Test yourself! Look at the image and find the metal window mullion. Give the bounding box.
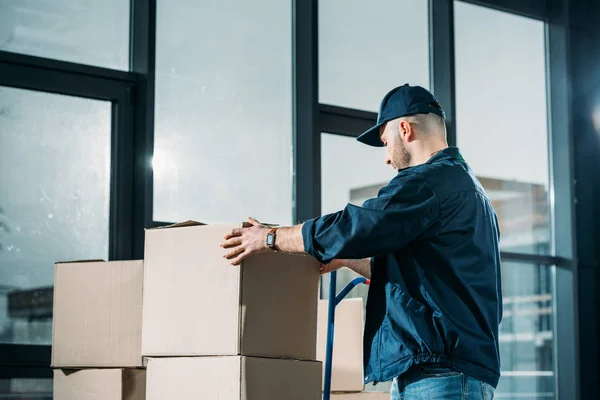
[0,62,133,101]
[459,0,548,21]
[500,251,572,268]
[293,0,320,223]
[0,51,135,83]
[429,0,456,147]
[0,344,52,378]
[0,366,53,379]
[319,104,377,137]
[546,1,579,398]
[109,88,136,261]
[129,0,156,259]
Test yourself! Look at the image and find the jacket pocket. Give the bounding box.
[379,284,430,369]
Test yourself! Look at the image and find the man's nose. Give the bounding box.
[385,157,392,165]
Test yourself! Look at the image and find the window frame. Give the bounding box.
[0,0,582,398]
[0,0,154,381]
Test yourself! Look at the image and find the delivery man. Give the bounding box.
[221,84,502,400]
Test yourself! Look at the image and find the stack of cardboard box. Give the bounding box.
[317,298,389,400]
[140,222,322,399]
[52,260,146,400]
[51,221,323,399]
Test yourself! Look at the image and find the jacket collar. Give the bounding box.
[395,147,464,174]
[425,146,463,164]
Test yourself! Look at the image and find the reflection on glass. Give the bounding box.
[0,378,53,399]
[319,0,429,111]
[153,0,293,225]
[320,133,395,301]
[0,0,129,70]
[498,262,555,399]
[0,87,111,344]
[320,133,391,393]
[454,1,550,254]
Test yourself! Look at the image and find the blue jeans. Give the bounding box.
[390,365,495,399]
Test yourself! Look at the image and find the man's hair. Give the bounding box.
[399,113,446,135]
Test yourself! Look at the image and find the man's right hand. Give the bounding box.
[320,258,372,279]
[320,259,346,275]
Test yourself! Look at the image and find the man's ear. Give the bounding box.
[398,120,413,141]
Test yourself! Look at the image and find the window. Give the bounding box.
[0,87,111,344]
[455,3,556,398]
[498,262,555,398]
[321,133,395,215]
[319,0,430,111]
[320,133,395,300]
[454,1,550,255]
[320,133,395,393]
[0,378,52,399]
[0,0,130,70]
[153,0,293,225]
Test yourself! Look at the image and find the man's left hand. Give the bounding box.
[221,217,271,266]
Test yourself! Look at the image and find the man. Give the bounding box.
[221,84,502,399]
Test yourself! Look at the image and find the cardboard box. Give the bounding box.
[52,260,144,367]
[317,298,365,392]
[54,369,145,400]
[331,393,390,399]
[141,222,320,360]
[146,356,321,400]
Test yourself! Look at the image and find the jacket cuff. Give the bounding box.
[301,218,325,264]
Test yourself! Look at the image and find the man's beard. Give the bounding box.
[392,142,411,170]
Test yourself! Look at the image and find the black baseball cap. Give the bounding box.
[357,84,446,147]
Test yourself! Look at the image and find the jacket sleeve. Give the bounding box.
[301,172,439,264]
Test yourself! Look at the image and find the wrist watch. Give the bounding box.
[266,228,278,252]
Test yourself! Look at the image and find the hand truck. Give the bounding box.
[323,270,370,400]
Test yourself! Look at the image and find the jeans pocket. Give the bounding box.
[480,381,495,400]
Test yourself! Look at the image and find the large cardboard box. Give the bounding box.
[317,298,365,392]
[52,260,144,367]
[54,369,145,400]
[142,222,320,360]
[146,356,321,400]
[331,393,390,399]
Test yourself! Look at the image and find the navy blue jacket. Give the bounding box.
[302,147,502,388]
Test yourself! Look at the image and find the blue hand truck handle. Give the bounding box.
[323,270,370,400]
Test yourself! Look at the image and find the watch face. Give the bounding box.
[266,233,274,247]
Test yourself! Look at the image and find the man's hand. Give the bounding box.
[320,258,372,279]
[320,259,346,275]
[221,217,271,266]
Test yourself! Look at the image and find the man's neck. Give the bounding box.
[409,141,449,167]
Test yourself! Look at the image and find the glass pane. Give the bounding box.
[320,134,394,393]
[498,262,555,399]
[320,133,395,301]
[319,0,430,111]
[153,0,293,225]
[0,378,53,399]
[0,1,129,70]
[0,87,111,344]
[454,1,551,254]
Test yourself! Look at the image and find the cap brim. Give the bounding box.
[356,122,385,147]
